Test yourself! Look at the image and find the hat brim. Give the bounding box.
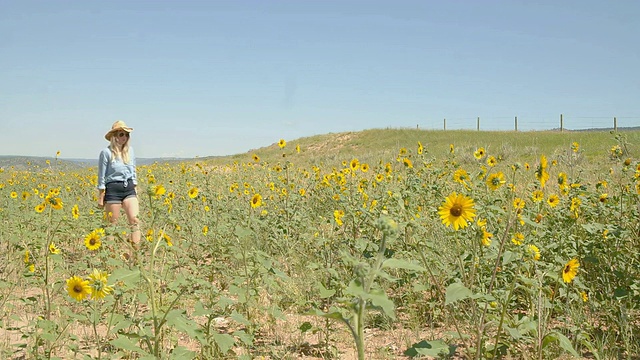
[105,127,134,141]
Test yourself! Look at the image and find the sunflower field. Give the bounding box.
[1,130,639,359]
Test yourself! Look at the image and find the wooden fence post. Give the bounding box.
[560,114,564,132]
[614,117,617,131]
[444,118,446,131]
[515,116,518,131]
[477,117,480,131]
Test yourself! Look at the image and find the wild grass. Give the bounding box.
[1,128,639,359]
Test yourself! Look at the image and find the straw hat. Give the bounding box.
[105,120,134,140]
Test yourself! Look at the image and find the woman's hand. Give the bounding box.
[98,191,105,208]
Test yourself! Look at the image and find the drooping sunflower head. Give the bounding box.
[437,192,476,230]
[88,269,113,300]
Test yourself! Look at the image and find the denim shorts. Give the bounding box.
[104,181,137,204]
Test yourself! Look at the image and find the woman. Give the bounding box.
[97,120,141,249]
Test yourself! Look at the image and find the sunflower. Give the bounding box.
[531,190,544,202]
[278,139,287,149]
[48,196,63,210]
[376,173,384,182]
[72,204,80,219]
[417,141,424,155]
[350,158,360,171]
[557,172,568,188]
[84,229,103,251]
[481,228,493,246]
[511,232,524,245]
[402,158,413,168]
[35,203,46,213]
[486,156,497,167]
[333,210,345,226]
[547,194,560,208]
[535,155,549,188]
[453,169,470,184]
[527,245,541,261]
[449,144,455,154]
[296,144,301,153]
[88,269,113,300]
[21,191,30,200]
[146,229,154,242]
[486,172,505,190]
[154,185,166,197]
[437,192,476,230]
[513,197,525,210]
[252,154,260,162]
[49,242,60,254]
[160,231,172,247]
[66,276,91,301]
[188,187,199,199]
[571,142,579,153]
[250,193,263,208]
[562,258,579,283]
[473,147,486,160]
[10,191,18,199]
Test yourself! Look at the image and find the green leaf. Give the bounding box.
[502,250,517,266]
[382,258,426,272]
[166,310,205,343]
[110,268,141,288]
[307,308,348,322]
[368,289,396,320]
[109,314,133,334]
[233,330,254,346]
[445,282,472,305]
[230,311,251,326]
[299,321,313,333]
[169,346,196,360]
[192,300,211,317]
[110,335,146,354]
[344,279,367,298]
[213,333,235,354]
[317,283,336,299]
[404,339,452,357]
[542,331,579,357]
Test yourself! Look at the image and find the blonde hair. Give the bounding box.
[109,137,131,164]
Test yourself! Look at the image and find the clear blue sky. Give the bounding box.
[1,0,639,159]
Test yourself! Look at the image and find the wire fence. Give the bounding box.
[419,115,640,132]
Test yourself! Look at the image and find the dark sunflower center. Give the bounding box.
[563,265,570,274]
[90,238,97,246]
[74,285,83,293]
[450,205,463,217]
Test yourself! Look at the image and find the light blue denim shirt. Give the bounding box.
[97,146,137,190]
